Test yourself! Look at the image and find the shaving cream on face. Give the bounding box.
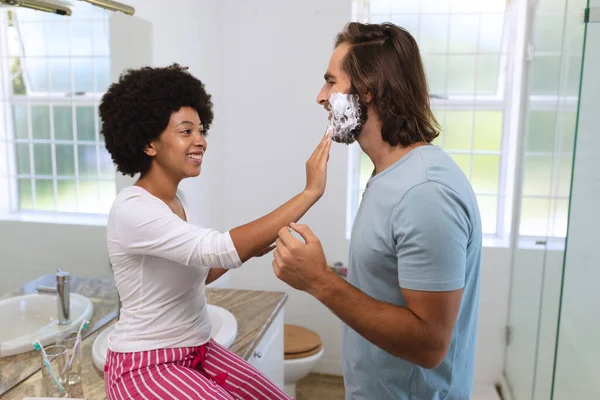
[326,92,366,144]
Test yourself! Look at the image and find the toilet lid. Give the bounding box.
[284,324,322,356]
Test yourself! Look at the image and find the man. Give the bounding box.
[272,22,482,399]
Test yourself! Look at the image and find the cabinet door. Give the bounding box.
[248,309,284,389]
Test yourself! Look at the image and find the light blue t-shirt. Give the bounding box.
[342,145,482,400]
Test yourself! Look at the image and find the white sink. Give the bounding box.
[92,304,238,372]
[0,293,94,358]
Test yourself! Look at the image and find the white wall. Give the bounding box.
[0,0,520,387]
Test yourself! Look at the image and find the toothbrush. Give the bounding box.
[33,340,66,394]
[61,319,90,377]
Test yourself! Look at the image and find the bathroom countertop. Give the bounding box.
[0,274,119,398]
[2,279,287,400]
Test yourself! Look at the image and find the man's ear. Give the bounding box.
[144,141,157,157]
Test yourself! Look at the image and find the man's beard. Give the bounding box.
[326,92,368,145]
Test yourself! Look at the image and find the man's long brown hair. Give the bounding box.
[335,22,440,146]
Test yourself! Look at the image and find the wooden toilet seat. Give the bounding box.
[284,324,323,361]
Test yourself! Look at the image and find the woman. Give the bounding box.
[99,64,331,400]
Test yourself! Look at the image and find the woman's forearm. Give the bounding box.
[206,267,228,284]
[229,190,319,262]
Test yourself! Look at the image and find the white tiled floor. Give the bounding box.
[472,384,501,400]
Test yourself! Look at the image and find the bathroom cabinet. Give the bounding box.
[248,309,284,389]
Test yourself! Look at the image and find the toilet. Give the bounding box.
[283,324,325,398]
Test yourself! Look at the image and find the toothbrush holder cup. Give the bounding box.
[55,330,83,385]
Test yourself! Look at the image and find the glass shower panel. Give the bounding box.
[504,0,586,399]
[552,2,600,399]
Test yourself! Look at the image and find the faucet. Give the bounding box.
[36,269,71,325]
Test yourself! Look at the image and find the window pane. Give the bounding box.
[359,152,374,189]
[389,15,419,36]
[95,57,110,92]
[522,156,553,196]
[431,109,445,146]
[70,22,93,56]
[17,8,66,23]
[78,180,99,213]
[423,55,447,95]
[11,58,26,95]
[443,111,473,150]
[390,2,418,13]
[538,0,567,14]
[370,14,391,24]
[45,23,70,56]
[18,23,47,56]
[533,14,565,52]
[519,198,550,236]
[78,145,97,178]
[477,55,501,94]
[54,106,74,140]
[554,156,573,197]
[22,57,48,92]
[564,55,582,96]
[558,111,576,153]
[526,111,556,152]
[452,0,506,13]
[420,15,449,53]
[76,106,96,141]
[529,55,561,95]
[449,14,480,53]
[479,14,505,53]
[473,111,503,151]
[56,179,78,212]
[450,0,478,12]
[19,179,34,210]
[49,58,71,92]
[551,199,569,237]
[421,0,451,13]
[92,22,110,56]
[12,105,29,139]
[447,55,476,94]
[31,106,50,140]
[99,180,116,213]
[33,143,52,175]
[565,11,585,56]
[55,144,75,176]
[35,179,55,211]
[450,153,471,178]
[16,143,30,175]
[471,155,500,194]
[73,58,94,93]
[368,1,390,17]
[476,195,498,234]
[99,148,115,179]
[70,1,110,19]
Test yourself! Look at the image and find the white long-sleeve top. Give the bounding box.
[106,186,242,353]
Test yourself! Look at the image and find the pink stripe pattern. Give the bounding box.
[104,339,291,400]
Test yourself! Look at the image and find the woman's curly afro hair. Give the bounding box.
[99,63,213,177]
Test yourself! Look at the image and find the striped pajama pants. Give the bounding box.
[104,338,291,400]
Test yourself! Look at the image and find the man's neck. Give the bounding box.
[358,118,428,175]
[135,165,180,202]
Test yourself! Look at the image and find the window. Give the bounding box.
[0,4,114,218]
[517,0,583,238]
[350,0,516,238]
